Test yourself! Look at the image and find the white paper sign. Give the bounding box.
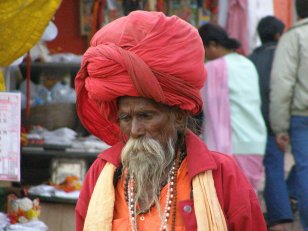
[0,92,21,181]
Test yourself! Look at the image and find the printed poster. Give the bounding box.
[0,92,21,181]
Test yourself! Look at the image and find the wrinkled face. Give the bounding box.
[117,96,178,146]
[118,96,180,207]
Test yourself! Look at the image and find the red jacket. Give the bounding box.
[75,131,267,231]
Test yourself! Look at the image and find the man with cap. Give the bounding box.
[75,11,266,231]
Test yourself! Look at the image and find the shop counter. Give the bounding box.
[21,146,98,185]
[21,146,98,231]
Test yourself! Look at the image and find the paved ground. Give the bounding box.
[258,152,303,231]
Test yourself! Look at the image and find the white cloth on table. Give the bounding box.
[29,184,80,200]
[0,212,9,231]
[5,220,48,231]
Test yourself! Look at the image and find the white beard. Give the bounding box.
[121,137,176,212]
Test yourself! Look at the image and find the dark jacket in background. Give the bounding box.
[249,42,277,135]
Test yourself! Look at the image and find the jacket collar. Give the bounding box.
[295,17,308,26]
[289,18,308,31]
[98,130,217,180]
[98,142,124,168]
[185,130,217,180]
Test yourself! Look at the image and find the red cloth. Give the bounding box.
[75,131,267,231]
[75,11,206,145]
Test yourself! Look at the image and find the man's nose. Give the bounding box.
[130,118,144,138]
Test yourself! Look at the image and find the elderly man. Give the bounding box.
[75,11,266,231]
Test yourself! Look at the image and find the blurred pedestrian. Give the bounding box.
[250,16,297,231]
[270,0,308,230]
[198,23,267,193]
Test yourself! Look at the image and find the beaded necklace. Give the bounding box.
[124,150,186,231]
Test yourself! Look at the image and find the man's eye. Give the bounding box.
[139,113,152,119]
[118,115,130,121]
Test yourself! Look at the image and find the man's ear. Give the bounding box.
[274,33,282,41]
[209,41,218,48]
[174,110,188,132]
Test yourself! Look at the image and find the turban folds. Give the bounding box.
[75,11,206,145]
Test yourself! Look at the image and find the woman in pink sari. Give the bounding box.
[198,23,267,193]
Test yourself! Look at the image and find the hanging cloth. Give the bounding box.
[218,0,229,28]
[0,0,61,67]
[273,0,294,30]
[226,0,249,55]
[247,0,274,53]
[0,70,5,91]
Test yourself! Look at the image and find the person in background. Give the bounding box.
[74,11,267,231]
[198,23,267,193]
[270,0,308,230]
[249,16,297,231]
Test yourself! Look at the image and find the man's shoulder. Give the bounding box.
[225,53,255,69]
[209,151,243,173]
[249,44,276,70]
[280,19,308,42]
[210,151,235,163]
[250,43,277,55]
[97,142,123,166]
[205,57,226,69]
[288,18,308,32]
[84,157,108,183]
[86,143,123,177]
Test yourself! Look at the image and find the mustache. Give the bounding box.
[122,137,164,160]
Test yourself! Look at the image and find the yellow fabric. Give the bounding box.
[85,162,227,231]
[83,163,116,231]
[0,70,5,91]
[192,171,228,231]
[0,0,62,67]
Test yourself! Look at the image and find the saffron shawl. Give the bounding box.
[83,163,227,231]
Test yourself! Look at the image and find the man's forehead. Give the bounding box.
[117,96,169,111]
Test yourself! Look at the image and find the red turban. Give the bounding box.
[75,11,206,145]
